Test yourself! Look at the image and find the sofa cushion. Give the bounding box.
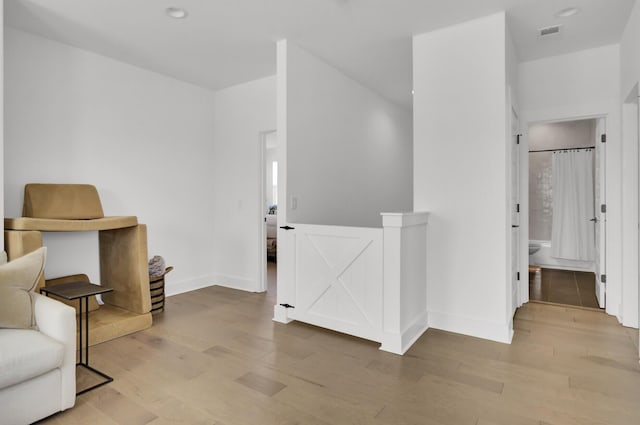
[0,329,64,390]
[0,247,46,329]
[22,183,105,219]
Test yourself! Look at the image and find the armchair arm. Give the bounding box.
[33,293,76,410]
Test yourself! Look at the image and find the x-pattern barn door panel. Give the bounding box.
[290,225,383,342]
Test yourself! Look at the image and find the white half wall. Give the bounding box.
[283,41,412,228]
[210,76,276,292]
[517,45,623,320]
[413,12,512,343]
[4,28,217,292]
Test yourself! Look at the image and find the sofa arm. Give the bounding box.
[33,293,76,410]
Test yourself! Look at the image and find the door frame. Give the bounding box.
[258,129,277,293]
[519,112,608,308]
[510,106,521,315]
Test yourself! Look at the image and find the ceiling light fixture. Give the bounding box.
[166,7,188,19]
[556,7,580,18]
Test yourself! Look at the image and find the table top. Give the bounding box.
[40,281,113,300]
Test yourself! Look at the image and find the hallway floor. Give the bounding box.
[42,275,640,425]
[529,268,601,309]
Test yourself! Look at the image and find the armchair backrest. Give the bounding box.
[22,184,105,219]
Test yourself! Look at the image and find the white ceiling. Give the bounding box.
[4,0,636,108]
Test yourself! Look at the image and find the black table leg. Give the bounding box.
[78,296,83,364]
[76,295,113,395]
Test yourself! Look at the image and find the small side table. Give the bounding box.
[40,281,114,395]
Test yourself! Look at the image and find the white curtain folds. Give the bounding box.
[551,150,595,261]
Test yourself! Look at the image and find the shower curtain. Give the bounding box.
[551,150,595,261]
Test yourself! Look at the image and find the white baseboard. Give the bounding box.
[166,273,258,297]
[428,310,513,344]
[165,275,217,297]
[211,274,258,292]
[380,311,429,355]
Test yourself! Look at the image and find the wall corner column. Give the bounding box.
[380,212,429,355]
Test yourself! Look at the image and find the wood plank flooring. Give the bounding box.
[41,265,640,425]
[529,268,600,309]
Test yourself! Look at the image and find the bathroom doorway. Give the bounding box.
[527,118,606,310]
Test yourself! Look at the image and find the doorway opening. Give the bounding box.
[260,130,278,300]
[527,117,606,310]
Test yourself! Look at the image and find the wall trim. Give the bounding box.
[211,273,259,293]
[166,273,259,297]
[380,311,429,355]
[165,275,217,297]
[428,310,513,344]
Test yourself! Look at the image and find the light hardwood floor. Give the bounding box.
[42,272,640,425]
[529,268,601,309]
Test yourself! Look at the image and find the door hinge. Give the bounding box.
[516,204,520,213]
[601,274,607,284]
[279,303,295,309]
[601,134,607,143]
[517,272,520,281]
[516,134,521,145]
[601,204,607,213]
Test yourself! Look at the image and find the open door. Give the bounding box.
[594,118,607,308]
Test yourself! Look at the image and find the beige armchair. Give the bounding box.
[4,184,152,345]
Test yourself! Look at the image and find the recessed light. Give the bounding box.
[166,7,188,19]
[556,7,580,18]
[411,89,415,95]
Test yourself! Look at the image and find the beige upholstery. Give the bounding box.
[100,225,151,314]
[0,247,46,329]
[0,293,76,424]
[4,183,152,346]
[23,183,105,219]
[46,274,151,346]
[5,216,138,232]
[5,230,45,291]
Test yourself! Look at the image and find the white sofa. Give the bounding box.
[0,293,76,424]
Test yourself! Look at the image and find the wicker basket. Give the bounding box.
[149,266,173,314]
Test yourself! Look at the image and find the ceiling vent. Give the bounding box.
[538,25,562,38]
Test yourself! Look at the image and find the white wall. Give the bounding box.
[506,20,520,319]
[621,2,640,99]
[284,41,412,228]
[413,12,512,343]
[210,76,276,292]
[620,2,640,329]
[517,45,623,319]
[4,28,217,292]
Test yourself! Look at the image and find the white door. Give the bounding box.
[594,118,607,308]
[288,224,383,342]
[511,108,521,314]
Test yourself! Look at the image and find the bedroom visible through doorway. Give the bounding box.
[261,130,278,298]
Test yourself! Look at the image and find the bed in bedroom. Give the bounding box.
[266,213,277,261]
